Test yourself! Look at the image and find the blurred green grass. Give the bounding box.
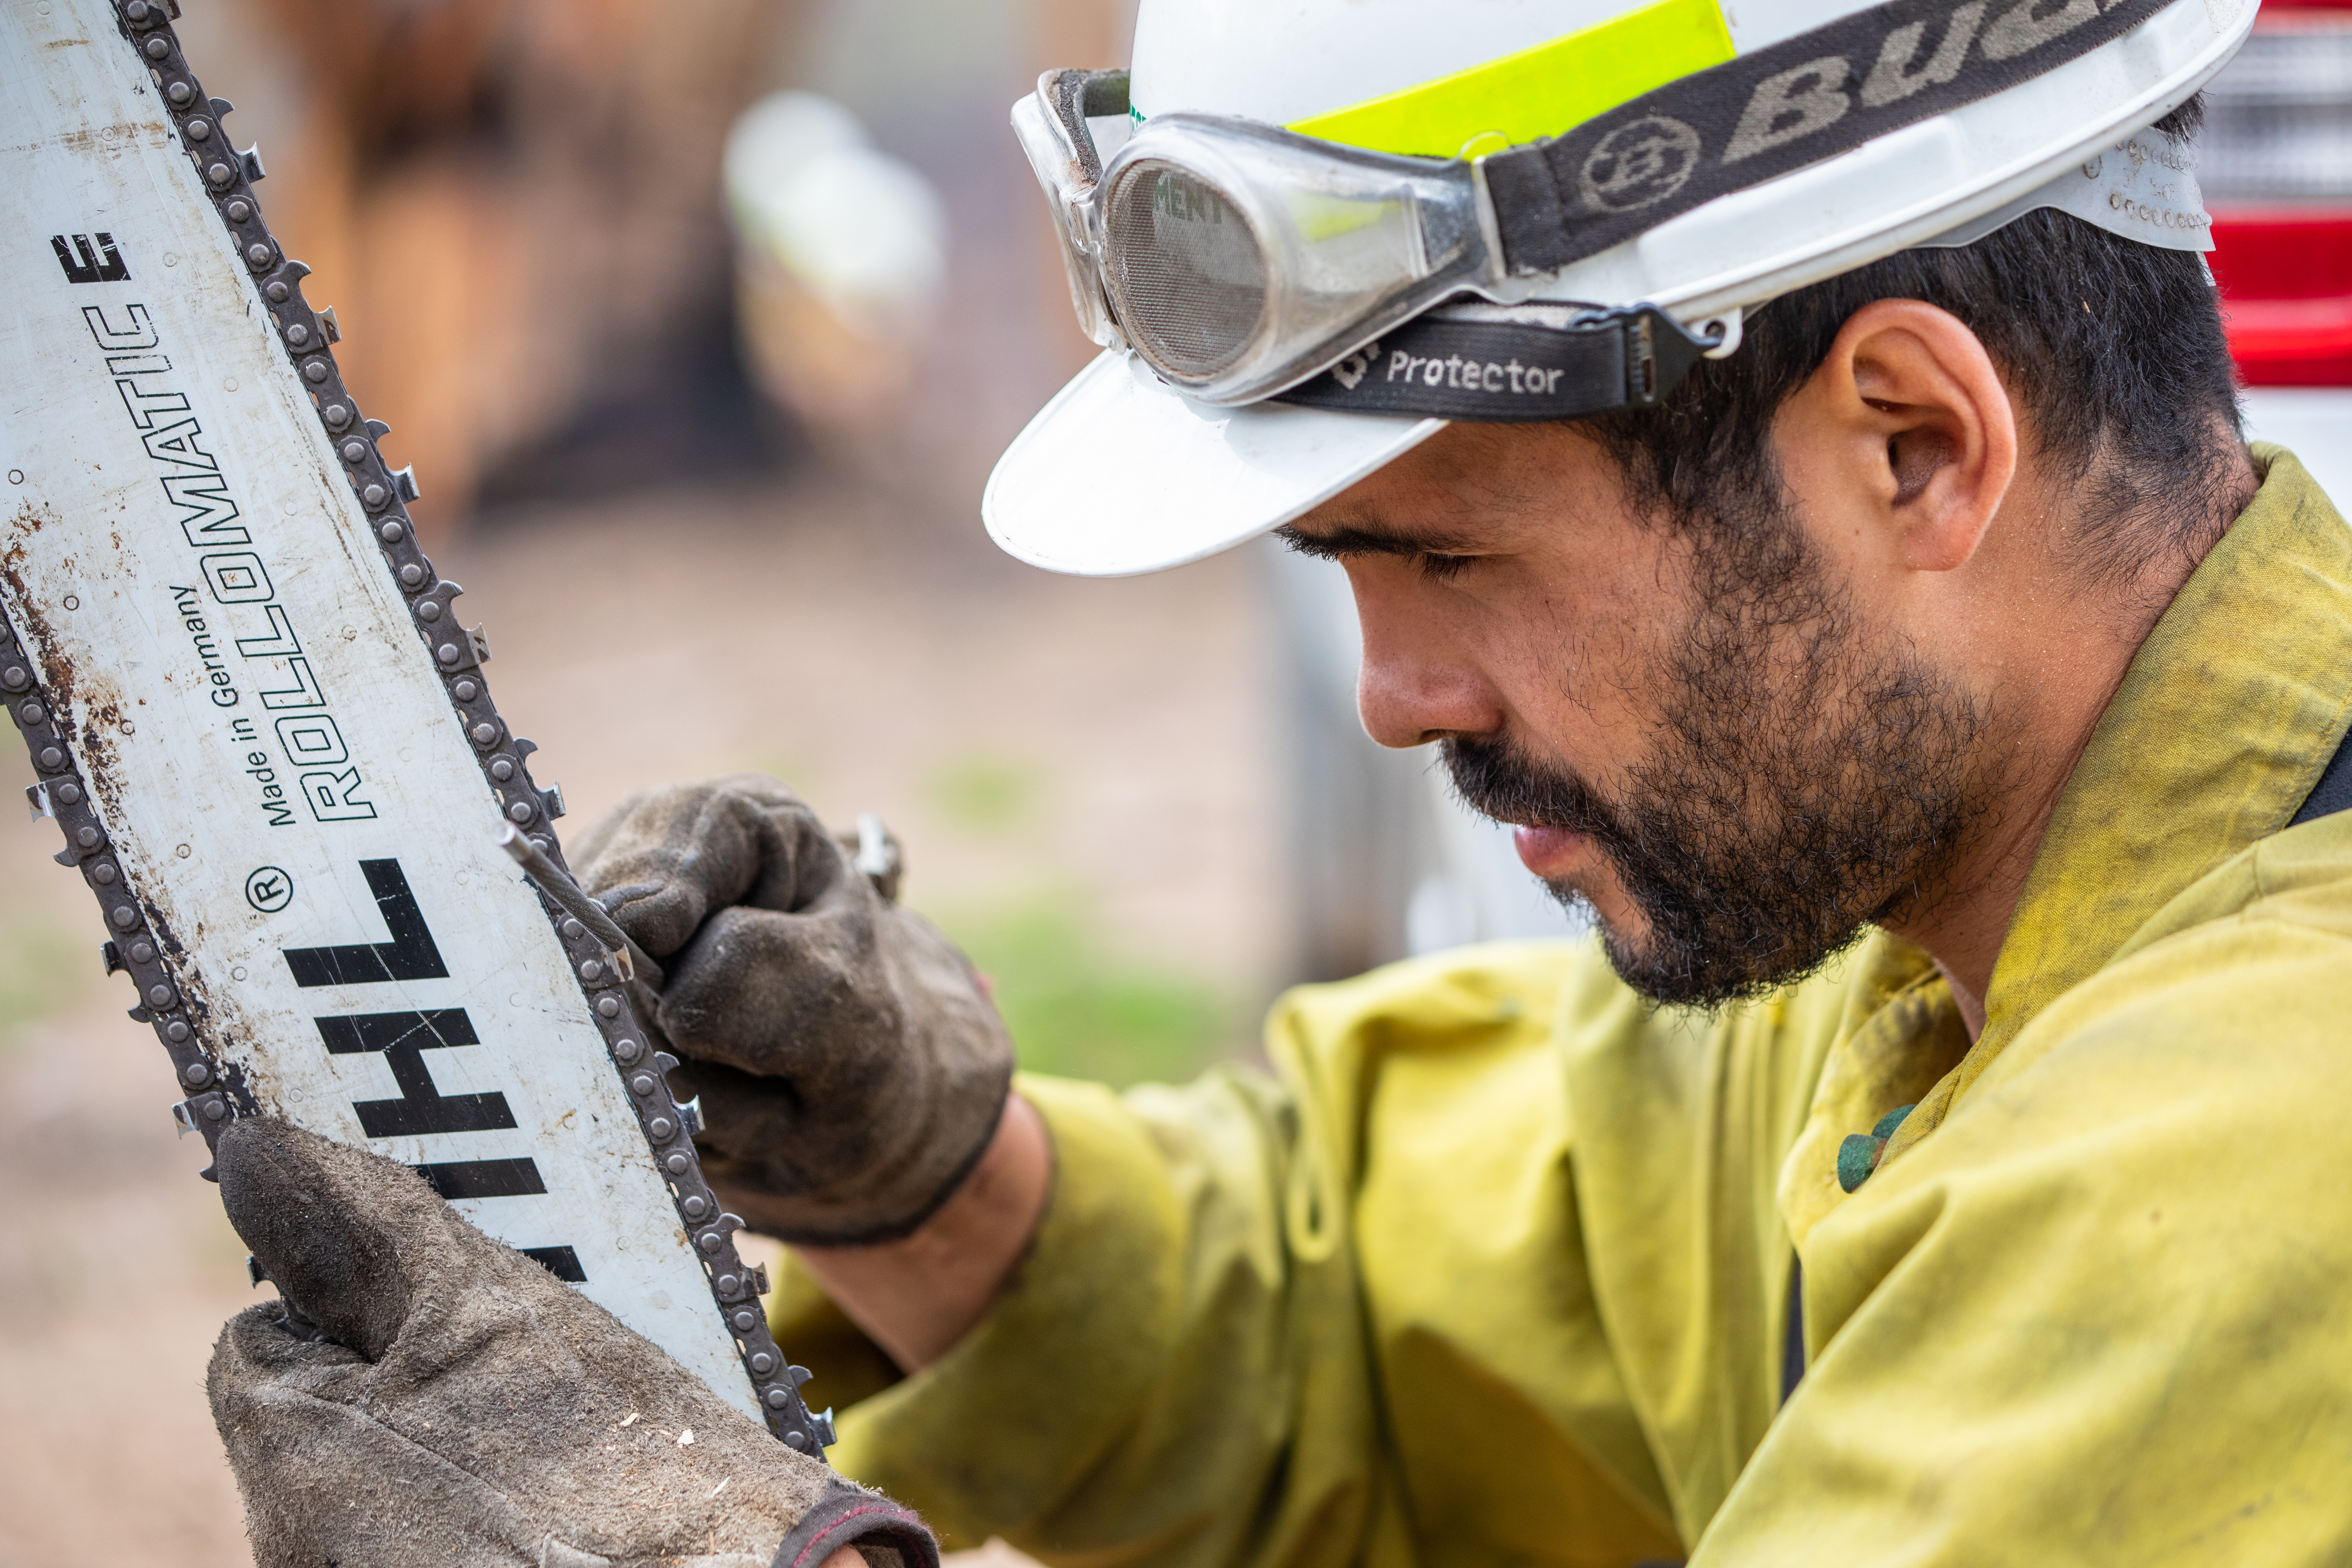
[0,913,87,1053]
[923,894,1247,1088]
[910,746,1248,1086]
[923,753,1041,835]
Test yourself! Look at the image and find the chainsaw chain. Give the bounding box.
[0,0,834,1456]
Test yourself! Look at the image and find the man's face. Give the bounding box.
[1284,420,1992,1006]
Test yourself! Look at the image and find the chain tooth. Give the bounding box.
[2,595,226,1148]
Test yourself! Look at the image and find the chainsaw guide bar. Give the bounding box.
[0,0,833,1452]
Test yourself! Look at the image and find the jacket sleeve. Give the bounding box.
[781,942,1670,1568]
[807,1064,1373,1568]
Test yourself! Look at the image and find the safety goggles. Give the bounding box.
[1013,67,1531,407]
[1014,0,2187,419]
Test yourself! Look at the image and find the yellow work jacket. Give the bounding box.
[773,446,2352,1566]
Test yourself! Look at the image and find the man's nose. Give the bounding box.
[1346,562,1503,750]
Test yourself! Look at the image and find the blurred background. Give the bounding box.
[5,0,2348,1557]
[1,0,1564,1559]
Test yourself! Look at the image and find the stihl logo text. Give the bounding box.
[285,858,583,1279]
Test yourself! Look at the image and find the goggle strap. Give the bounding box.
[1269,306,1714,422]
[1485,0,2175,275]
[1043,68,1130,184]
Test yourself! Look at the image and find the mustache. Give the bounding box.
[1442,734,1623,844]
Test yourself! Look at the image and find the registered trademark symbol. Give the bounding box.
[244,864,294,913]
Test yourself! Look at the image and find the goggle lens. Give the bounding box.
[1104,162,1270,377]
[1012,71,1494,401]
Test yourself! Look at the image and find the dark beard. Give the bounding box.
[1444,488,1991,1008]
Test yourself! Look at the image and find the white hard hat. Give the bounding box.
[985,0,2255,576]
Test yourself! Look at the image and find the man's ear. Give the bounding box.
[1778,298,2018,574]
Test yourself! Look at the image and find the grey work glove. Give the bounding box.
[571,773,1015,1246]
[207,1118,938,1568]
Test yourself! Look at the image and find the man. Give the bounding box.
[209,0,2352,1561]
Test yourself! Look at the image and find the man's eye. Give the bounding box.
[1417,552,1474,584]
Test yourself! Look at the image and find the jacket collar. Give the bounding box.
[1877,443,2352,1162]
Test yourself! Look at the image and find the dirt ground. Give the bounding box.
[0,471,1286,1564]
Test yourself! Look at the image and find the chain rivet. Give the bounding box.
[182,1062,211,1087]
[471,723,496,745]
[665,1152,692,1176]
[732,1309,760,1333]
[718,1273,743,1297]
[323,404,350,428]
[206,162,233,186]
[75,826,99,848]
[147,983,175,1008]
[143,35,168,58]
[507,800,534,823]
[111,906,138,930]
[649,1116,676,1140]
[682,1195,709,1219]
[38,747,64,770]
[165,1021,190,1043]
[130,941,155,963]
[186,120,210,141]
[126,1,152,21]
[436,644,460,665]
[226,198,252,222]
[748,1350,776,1376]
[580,959,603,982]
[698,1231,724,1254]
[248,244,274,270]
[630,1073,655,1096]
[93,863,118,885]
[561,918,585,941]
[770,1393,797,1415]
[302,360,329,384]
[265,280,289,303]
[203,1098,227,1121]
[379,521,405,543]
[285,321,308,345]
[399,564,424,587]
[613,1038,643,1064]
[165,81,191,106]
[454,679,479,702]
[362,483,387,508]
[490,758,515,781]
[417,600,441,620]
[55,782,82,805]
[0,667,26,690]
[18,699,45,723]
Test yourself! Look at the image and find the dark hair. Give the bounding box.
[1589,101,2246,588]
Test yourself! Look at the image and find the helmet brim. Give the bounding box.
[983,350,1443,577]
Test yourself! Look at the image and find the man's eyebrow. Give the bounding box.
[1272,521,1482,561]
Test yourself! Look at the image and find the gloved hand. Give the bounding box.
[570,774,1015,1245]
[206,1118,938,1568]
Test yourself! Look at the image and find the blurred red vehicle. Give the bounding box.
[2206,0,2352,492]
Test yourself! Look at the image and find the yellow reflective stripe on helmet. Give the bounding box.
[1285,0,1736,159]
